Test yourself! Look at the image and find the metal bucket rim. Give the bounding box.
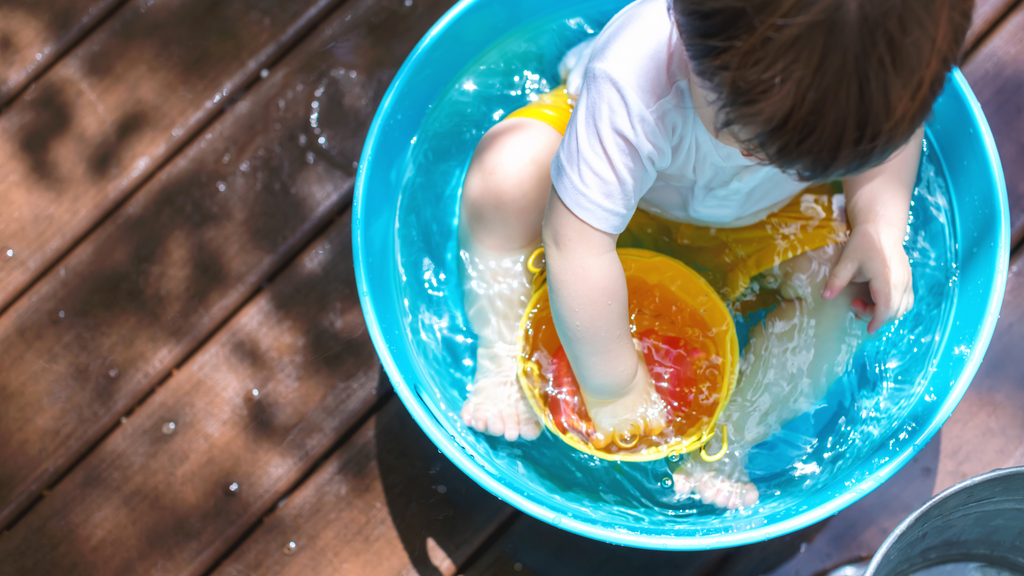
[865,466,1024,575]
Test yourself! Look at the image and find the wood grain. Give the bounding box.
[0,0,456,528]
[0,0,341,312]
[212,399,514,576]
[0,213,387,575]
[0,0,123,107]
[963,2,1024,245]
[462,516,726,576]
[966,0,1019,51]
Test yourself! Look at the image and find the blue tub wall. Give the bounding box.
[354,0,1008,550]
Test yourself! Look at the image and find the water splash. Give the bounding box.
[391,8,956,534]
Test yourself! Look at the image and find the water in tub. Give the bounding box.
[394,7,956,530]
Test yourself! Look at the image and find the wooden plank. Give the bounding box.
[461,506,829,576]
[0,213,388,575]
[761,254,1024,575]
[462,516,726,576]
[963,2,1024,246]
[211,399,513,576]
[966,0,1018,51]
[0,0,457,528]
[0,0,342,312]
[0,0,123,107]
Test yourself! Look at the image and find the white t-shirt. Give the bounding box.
[550,0,807,234]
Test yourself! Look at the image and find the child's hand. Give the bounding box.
[822,222,913,335]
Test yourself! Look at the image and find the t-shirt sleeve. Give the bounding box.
[551,66,662,234]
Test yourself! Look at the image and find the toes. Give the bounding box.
[485,409,506,437]
[698,474,722,505]
[696,473,760,509]
[712,482,734,509]
[742,483,759,508]
[726,484,745,509]
[590,427,613,449]
[518,413,543,440]
[502,404,520,442]
[672,473,695,497]
[520,424,542,440]
[472,406,491,434]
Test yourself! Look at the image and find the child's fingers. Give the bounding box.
[895,286,913,321]
[867,281,894,334]
[851,298,874,323]
[823,252,858,300]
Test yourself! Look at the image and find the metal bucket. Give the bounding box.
[862,467,1024,576]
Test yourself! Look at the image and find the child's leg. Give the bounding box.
[674,243,868,508]
[458,118,564,441]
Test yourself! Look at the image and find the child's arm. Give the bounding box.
[824,126,924,334]
[542,190,646,401]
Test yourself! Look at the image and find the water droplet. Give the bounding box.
[551,515,561,525]
[660,477,673,488]
[436,484,447,494]
[162,421,176,435]
[283,541,297,555]
[222,153,231,164]
[298,133,307,146]
[5,249,12,257]
[109,368,119,378]
[251,388,259,397]
[305,151,315,164]
[240,160,250,172]
[227,481,240,494]
[216,181,227,192]
[310,101,319,109]
[668,453,680,463]
[260,68,269,78]
[514,562,523,572]
[317,136,326,145]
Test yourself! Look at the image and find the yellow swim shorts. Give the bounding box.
[504,85,576,135]
[503,86,849,301]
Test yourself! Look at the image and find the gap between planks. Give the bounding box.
[0,0,457,532]
[0,0,348,314]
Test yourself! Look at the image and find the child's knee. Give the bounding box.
[462,118,562,219]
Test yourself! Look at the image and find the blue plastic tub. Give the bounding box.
[353,0,1008,550]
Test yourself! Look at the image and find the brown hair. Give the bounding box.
[674,0,973,181]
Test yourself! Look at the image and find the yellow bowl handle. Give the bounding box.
[700,424,728,462]
[527,247,547,292]
[527,247,546,274]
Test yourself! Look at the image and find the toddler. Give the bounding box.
[458,0,971,508]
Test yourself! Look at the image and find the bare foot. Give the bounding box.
[672,466,759,509]
[583,341,668,450]
[460,346,542,441]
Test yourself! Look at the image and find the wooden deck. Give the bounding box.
[0,0,1021,574]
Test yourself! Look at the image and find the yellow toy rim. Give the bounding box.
[516,247,739,463]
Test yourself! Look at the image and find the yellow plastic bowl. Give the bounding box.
[516,248,739,462]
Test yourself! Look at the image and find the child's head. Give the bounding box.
[673,0,973,181]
